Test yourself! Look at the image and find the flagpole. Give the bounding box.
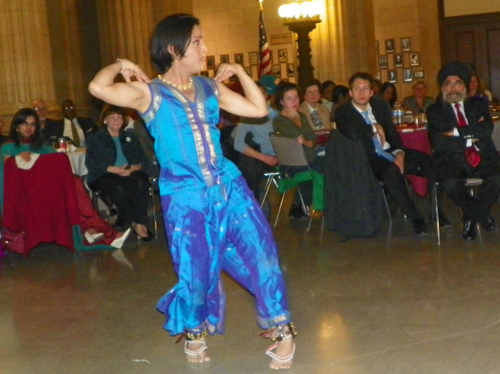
[258,0,271,77]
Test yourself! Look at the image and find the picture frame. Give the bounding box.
[272,64,281,78]
[206,55,215,70]
[394,54,403,68]
[286,63,295,77]
[385,39,395,54]
[403,68,413,83]
[410,52,420,66]
[388,69,397,83]
[375,40,379,55]
[401,37,411,52]
[234,53,244,65]
[278,49,288,63]
[378,55,388,69]
[249,51,259,66]
[375,71,381,80]
[414,70,425,79]
[220,54,230,64]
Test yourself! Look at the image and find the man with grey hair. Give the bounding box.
[427,61,500,240]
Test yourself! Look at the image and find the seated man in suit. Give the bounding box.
[335,72,433,236]
[43,99,99,147]
[298,79,332,131]
[31,99,59,143]
[427,61,500,240]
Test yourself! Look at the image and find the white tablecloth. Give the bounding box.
[67,151,87,177]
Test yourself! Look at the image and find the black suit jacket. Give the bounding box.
[85,129,150,184]
[43,117,99,144]
[426,97,497,163]
[335,97,404,162]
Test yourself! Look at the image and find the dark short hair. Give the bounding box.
[150,14,200,74]
[332,85,349,103]
[275,81,300,111]
[99,104,125,128]
[9,108,44,150]
[303,79,322,93]
[348,72,374,89]
[320,80,336,94]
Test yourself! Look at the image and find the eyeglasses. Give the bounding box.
[443,80,465,88]
[352,86,371,92]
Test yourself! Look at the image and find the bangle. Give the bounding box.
[116,58,124,73]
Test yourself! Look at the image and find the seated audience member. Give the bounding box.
[123,108,159,179]
[298,79,332,131]
[335,72,434,235]
[31,99,58,142]
[380,82,398,108]
[86,105,153,241]
[43,99,99,147]
[259,74,279,108]
[402,80,434,115]
[0,118,7,145]
[330,84,350,123]
[320,80,336,111]
[468,72,493,103]
[232,82,278,201]
[0,108,129,248]
[427,62,500,240]
[273,82,321,218]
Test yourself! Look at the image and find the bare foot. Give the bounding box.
[184,339,210,363]
[267,338,295,370]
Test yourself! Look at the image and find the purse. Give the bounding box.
[1,226,25,254]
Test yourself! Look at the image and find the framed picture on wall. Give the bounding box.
[286,63,295,77]
[403,68,413,83]
[206,55,215,70]
[272,64,281,78]
[220,54,230,64]
[378,55,388,69]
[234,53,244,65]
[385,39,395,53]
[394,54,403,67]
[414,70,425,78]
[249,51,259,65]
[244,66,252,77]
[401,37,411,52]
[278,49,288,63]
[388,69,397,83]
[410,52,420,66]
[375,71,381,80]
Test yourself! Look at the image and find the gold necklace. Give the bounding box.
[157,75,193,90]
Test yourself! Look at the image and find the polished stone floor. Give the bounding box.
[2,194,500,374]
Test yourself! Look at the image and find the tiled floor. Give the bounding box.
[2,194,500,374]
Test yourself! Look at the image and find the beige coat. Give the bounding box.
[298,101,332,131]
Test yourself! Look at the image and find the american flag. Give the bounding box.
[258,7,271,77]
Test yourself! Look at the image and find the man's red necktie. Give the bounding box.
[455,103,481,167]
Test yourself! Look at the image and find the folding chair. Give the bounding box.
[269,134,324,231]
[431,178,483,245]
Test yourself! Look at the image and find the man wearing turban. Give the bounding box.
[427,61,500,240]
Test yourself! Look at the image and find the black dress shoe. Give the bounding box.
[439,214,453,228]
[479,214,496,232]
[413,218,429,236]
[462,220,477,240]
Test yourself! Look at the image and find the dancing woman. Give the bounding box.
[89,14,296,370]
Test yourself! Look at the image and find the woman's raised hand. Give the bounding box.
[117,59,150,83]
[18,151,32,162]
[214,63,243,83]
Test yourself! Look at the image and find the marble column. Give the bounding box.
[0,0,56,117]
[95,0,155,77]
[311,0,376,83]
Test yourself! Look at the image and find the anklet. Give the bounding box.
[260,322,297,342]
